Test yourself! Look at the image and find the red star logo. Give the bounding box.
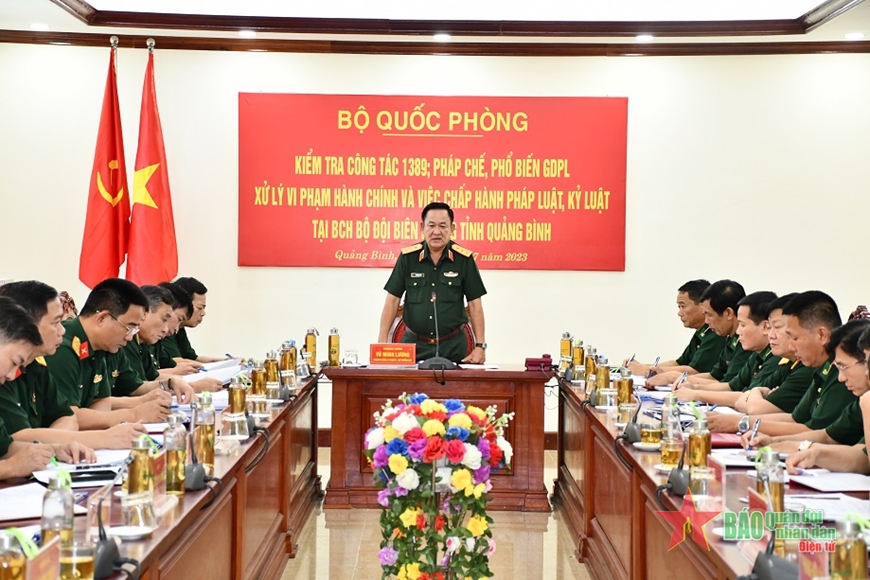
[655,489,720,550]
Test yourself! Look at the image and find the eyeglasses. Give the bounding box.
[833,358,866,372]
[101,311,139,337]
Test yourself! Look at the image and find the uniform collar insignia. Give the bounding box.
[419,249,426,262]
[12,367,22,381]
[34,356,47,366]
[447,249,454,261]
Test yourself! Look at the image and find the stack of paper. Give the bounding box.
[0,483,86,521]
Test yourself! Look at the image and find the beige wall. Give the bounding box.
[2,44,869,430]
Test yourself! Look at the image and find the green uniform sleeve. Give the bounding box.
[0,418,12,457]
[160,334,183,362]
[764,363,813,413]
[688,331,728,374]
[728,352,758,392]
[0,380,33,434]
[720,344,752,384]
[825,400,864,445]
[155,339,176,369]
[45,344,85,407]
[461,256,487,302]
[674,337,696,367]
[384,254,409,298]
[175,329,198,360]
[39,372,75,427]
[121,340,148,384]
[805,374,856,431]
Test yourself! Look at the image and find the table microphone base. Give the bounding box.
[94,538,120,579]
[418,357,457,370]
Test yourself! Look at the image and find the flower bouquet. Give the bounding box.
[364,393,514,580]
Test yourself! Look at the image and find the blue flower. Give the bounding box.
[386,438,409,456]
[408,393,429,405]
[443,399,465,413]
[446,426,469,441]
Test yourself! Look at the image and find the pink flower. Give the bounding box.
[486,539,497,557]
[445,439,466,463]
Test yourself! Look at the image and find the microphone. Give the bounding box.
[623,403,644,443]
[666,438,690,496]
[94,455,135,579]
[418,291,457,371]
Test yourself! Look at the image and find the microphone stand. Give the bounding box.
[94,455,135,579]
[418,291,457,371]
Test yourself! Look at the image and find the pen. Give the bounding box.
[673,371,688,390]
[626,353,636,366]
[646,357,660,379]
[747,418,762,449]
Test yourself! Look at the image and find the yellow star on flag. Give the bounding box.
[133,163,160,209]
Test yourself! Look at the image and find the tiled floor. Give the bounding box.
[281,449,591,579]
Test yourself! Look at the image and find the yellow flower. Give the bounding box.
[466,406,486,421]
[448,413,472,430]
[384,425,400,442]
[464,482,486,499]
[398,563,422,580]
[388,454,409,475]
[467,514,488,537]
[399,507,421,528]
[451,468,472,491]
[421,399,447,415]
[422,419,446,437]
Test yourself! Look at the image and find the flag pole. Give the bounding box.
[146,38,155,52]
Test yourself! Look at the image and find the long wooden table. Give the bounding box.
[1,379,321,580]
[323,366,551,512]
[552,382,845,579]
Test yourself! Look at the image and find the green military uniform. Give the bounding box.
[709,334,752,383]
[0,417,13,457]
[155,337,177,369]
[44,317,112,408]
[675,324,728,373]
[384,240,487,363]
[174,328,198,360]
[728,346,781,392]
[762,359,814,413]
[825,398,863,445]
[105,348,145,397]
[791,359,855,430]
[0,357,74,433]
[121,336,160,384]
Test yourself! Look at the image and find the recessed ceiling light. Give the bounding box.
[845,32,865,40]
[238,30,257,38]
[636,34,654,42]
[30,23,50,31]
[433,33,451,42]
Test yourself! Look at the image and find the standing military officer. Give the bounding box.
[378,202,488,364]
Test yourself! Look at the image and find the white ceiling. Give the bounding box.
[1,0,868,44]
[86,0,826,22]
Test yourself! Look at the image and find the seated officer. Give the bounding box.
[746,318,870,450]
[0,297,89,479]
[676,291,779,406]
[628,279,728,377]
[378,202,488,364]
[742,293,814,415]
[0,281,139,450]
[117,285,218,394]
[786,324,870,474]
[155,281,201,375]
[45,278,190,430]
[708,291,850,436]
[648,279,750,387]
[162,277,227,364]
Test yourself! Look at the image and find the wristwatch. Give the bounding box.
[475,343,487,350]
[798,440,814,451]
[737,414,750,434]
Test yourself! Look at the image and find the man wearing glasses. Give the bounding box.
[45,278,187,429]
[378,202,488,364]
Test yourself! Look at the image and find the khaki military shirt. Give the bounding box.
[384,240,487,340]
[791,359,854,430]
[45,317,111,408]
[0,357,74,433]
[675,324,728,373]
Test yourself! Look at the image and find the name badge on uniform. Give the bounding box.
[444,271,459,278]
[410,273,425,278]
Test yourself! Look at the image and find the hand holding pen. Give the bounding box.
[646,356,660,379]
[747,418,762,450]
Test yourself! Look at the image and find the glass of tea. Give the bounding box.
[60,542,95,580]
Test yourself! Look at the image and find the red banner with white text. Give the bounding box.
[238,94,627,270]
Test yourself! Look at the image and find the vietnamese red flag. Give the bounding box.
[127,51,178,285]
[79,49,130,289]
